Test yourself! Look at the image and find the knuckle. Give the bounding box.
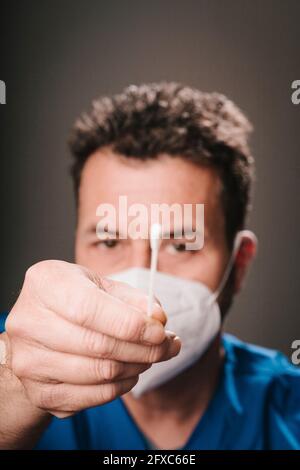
[78,296,99,329]
[98,360,123,381]
[146,342,167,363]
[78,285,106,329]
[82,328,102,356]
[35,384,64,410]
[108,382,120,399]
[118,312,144,342]
[24,263,39,283]
[11,355,30,378]
[24,260,64,292]
[4,313,18,336]
[24,261,48,284]
[82,329,101,356]
[101,383,119,402]
[145,346,158,363]
[99,377,138,403]
[99,335,117,359]
[82,329,116,359]
[5,314,28,338]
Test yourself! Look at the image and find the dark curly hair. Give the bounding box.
[69,82,255,248]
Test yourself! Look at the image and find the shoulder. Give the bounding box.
[223,333,300,377]
[221,335,300,448]
[223,333,300,407]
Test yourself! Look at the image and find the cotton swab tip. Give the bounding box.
[150,223,162,251]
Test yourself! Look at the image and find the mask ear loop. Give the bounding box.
[208,230,249,306]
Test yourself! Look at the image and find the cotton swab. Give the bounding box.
[147,223,162,316]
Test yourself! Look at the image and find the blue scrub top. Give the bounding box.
[1,311,299,450]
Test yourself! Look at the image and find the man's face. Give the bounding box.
[75,148,232,294]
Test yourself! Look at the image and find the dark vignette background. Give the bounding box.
[0,0,299,356]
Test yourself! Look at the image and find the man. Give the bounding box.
[0,83,299,450]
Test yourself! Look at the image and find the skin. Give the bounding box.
[0,147,256,449]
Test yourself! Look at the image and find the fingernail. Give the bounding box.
[142,321,166,345]
[169,336,181,357]
[151,304,167,326]
[165,330,177,339]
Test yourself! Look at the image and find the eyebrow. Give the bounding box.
[84,224,206,240]
[96,226,121,238]
[161,228,203,239]
[83,224,119,238]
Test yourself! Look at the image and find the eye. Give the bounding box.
[98,239,119,248]
[173,243,187,252]
[165,242,188,254]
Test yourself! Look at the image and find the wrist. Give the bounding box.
[0,333,51,449]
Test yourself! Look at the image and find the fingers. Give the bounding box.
[9,310,181,364]
[100,278,167,326]
[25,261,167,346]
[22,376,139,414]
[4,261,182,419]
[11,344,152,385]
[66,282,167,345]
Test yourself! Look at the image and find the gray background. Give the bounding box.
[0,0,299,356]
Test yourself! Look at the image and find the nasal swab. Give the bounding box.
[147,223,162,316]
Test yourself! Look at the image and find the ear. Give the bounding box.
[233,230,257,294]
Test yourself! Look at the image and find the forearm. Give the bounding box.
[0,334,51,449]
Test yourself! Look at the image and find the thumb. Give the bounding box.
[100,277,167,327]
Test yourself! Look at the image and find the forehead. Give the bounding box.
[78,148,224,230]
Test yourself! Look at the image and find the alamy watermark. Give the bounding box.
[291,80,300,105]
[95,196,204,250]
[0,80,6,104]
[291,340,300,366]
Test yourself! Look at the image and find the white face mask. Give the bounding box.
[108,230,253,397]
